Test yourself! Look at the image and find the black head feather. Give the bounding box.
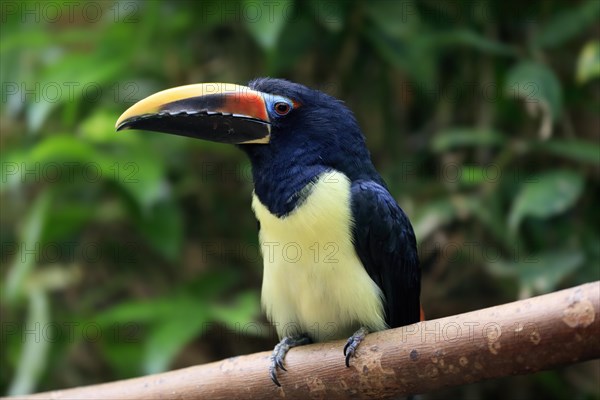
[243,78,382,216]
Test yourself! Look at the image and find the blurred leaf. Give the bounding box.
[142,290,261,373]
[432,128,505,152]
[413,198,456,241]
[41,202,96,244]
[143,296,209,374]
[185,270,241,300]
[364,1,437,89]
[26,100,55,134]
[244,0,293,51]
[533,0,600,49]
[27,134,167,211]
[110,142,167,211]
[209,290,261,332]
[508,170,584,234]
[39,55,124,100]
[8,290,50,395]
[459,166,487,187]
[505,61,563,122]
[540,139,600,165]
[30,135,105,167]
[365,0,419,39]
[487,250,584,295]
[0,149,28,192]
[435,29,516,56]
[5,190,52,302]
[6,160,102,245]
[100,332,146,379]
[308,0,346,32]
[144,289,260,373]
[271,16,316,73]
[136,200,183,262]
[80,110,123,143]
[26,55,124,132]
[0,29,53,55]
[95,272,256,374]
[95,272,241,326]
[0,28,99,55]
[27,265,81,292]
[365,29,436,89]
[464,196,512,250]
[576,41,600,84]
[95,303,161,326]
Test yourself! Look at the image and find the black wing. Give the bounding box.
[350,180,421,328]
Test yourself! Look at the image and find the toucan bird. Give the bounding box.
[116,78,421,386]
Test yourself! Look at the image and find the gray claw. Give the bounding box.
[268,334,311,386]
[344,327,369,367]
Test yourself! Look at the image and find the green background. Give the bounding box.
[1,0,599,398]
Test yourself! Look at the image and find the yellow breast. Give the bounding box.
[252,170,387,342]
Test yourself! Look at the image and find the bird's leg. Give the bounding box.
[269,333,312,386]
[344,326,369,367]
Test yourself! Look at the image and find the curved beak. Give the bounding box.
[115,83,271,144]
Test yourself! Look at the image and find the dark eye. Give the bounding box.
[274,102,291,115]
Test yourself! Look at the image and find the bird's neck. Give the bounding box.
[241,144,384,218]
[242,145,328,217]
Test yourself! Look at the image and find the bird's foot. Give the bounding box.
[344,326,369,367]
[269,334,312,386]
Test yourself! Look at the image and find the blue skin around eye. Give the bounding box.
[264,94,293,118]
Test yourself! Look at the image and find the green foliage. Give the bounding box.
[508,170,585,234]
[1,1,598,399]
[540,139,600,164]
[94,272,260,374]
[7,291,49,396]
[486,250,584,297]
[505,62,563,121]
[576,41,600,84]
[532,0,600,49]
[5,191,49,301]
[244,0,294,51]
[431,128,505,152]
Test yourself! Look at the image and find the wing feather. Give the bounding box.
[350,180,421,328]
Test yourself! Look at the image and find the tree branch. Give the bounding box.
[7,281,599,400]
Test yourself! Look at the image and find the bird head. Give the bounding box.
[116,78,378,214]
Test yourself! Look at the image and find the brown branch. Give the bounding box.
[6,281,599,400]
